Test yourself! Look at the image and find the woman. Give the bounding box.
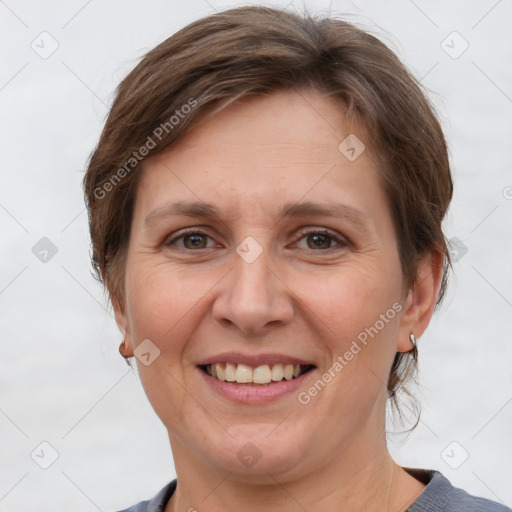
[83,6,510,512]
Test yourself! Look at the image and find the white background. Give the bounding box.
[1,1,511,511]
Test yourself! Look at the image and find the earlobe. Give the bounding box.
[396,288,415,353]
[119,338,134,360]
[113,299,134,358]
[396,248,444,353]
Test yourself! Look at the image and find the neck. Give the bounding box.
[165,425,425,512]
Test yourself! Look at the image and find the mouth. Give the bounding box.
[199,362,315,385]
[197,353,318,403]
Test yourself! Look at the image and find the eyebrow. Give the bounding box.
[145,200,370,230]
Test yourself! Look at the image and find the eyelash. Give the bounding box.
[165,227,349,252]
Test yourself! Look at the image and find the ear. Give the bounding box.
[396,247,444,352]
[113,297,134,358]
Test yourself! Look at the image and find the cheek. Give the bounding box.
[123,260,207,351]
[304,271,402,425]
[123,262,204,426]
[309,261,403,378]
[317,262,400,325]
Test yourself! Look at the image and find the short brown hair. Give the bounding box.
[83,5,453,412]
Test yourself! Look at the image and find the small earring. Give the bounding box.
[409,333,417,351]
[119,339,130,359]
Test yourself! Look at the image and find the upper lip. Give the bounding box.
[198,352,316,368]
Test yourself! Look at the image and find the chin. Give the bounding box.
[199,421,314,482]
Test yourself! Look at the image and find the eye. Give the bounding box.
[164,227,349,251]
[294,228,348,251]
[165,229,214,250]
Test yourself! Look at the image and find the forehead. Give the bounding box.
[136,88,383,220]
[171,88,364,153]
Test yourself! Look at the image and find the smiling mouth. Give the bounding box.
[199,363,315,385]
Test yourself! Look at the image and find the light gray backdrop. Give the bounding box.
[1,1,511,511]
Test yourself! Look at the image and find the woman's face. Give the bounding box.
[116,89,421,481]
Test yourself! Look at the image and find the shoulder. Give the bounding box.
[407,469,510,512]
[446,484,511,512]
[111,480,177,512]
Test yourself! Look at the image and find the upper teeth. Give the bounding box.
[205,363,303,384]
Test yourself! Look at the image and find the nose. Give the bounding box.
[211,244,294,335]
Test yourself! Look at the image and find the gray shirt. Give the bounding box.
[114,468,511,511]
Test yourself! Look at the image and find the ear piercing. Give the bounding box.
[409,333,417,351]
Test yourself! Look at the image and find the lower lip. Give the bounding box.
[198,367,315,404]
